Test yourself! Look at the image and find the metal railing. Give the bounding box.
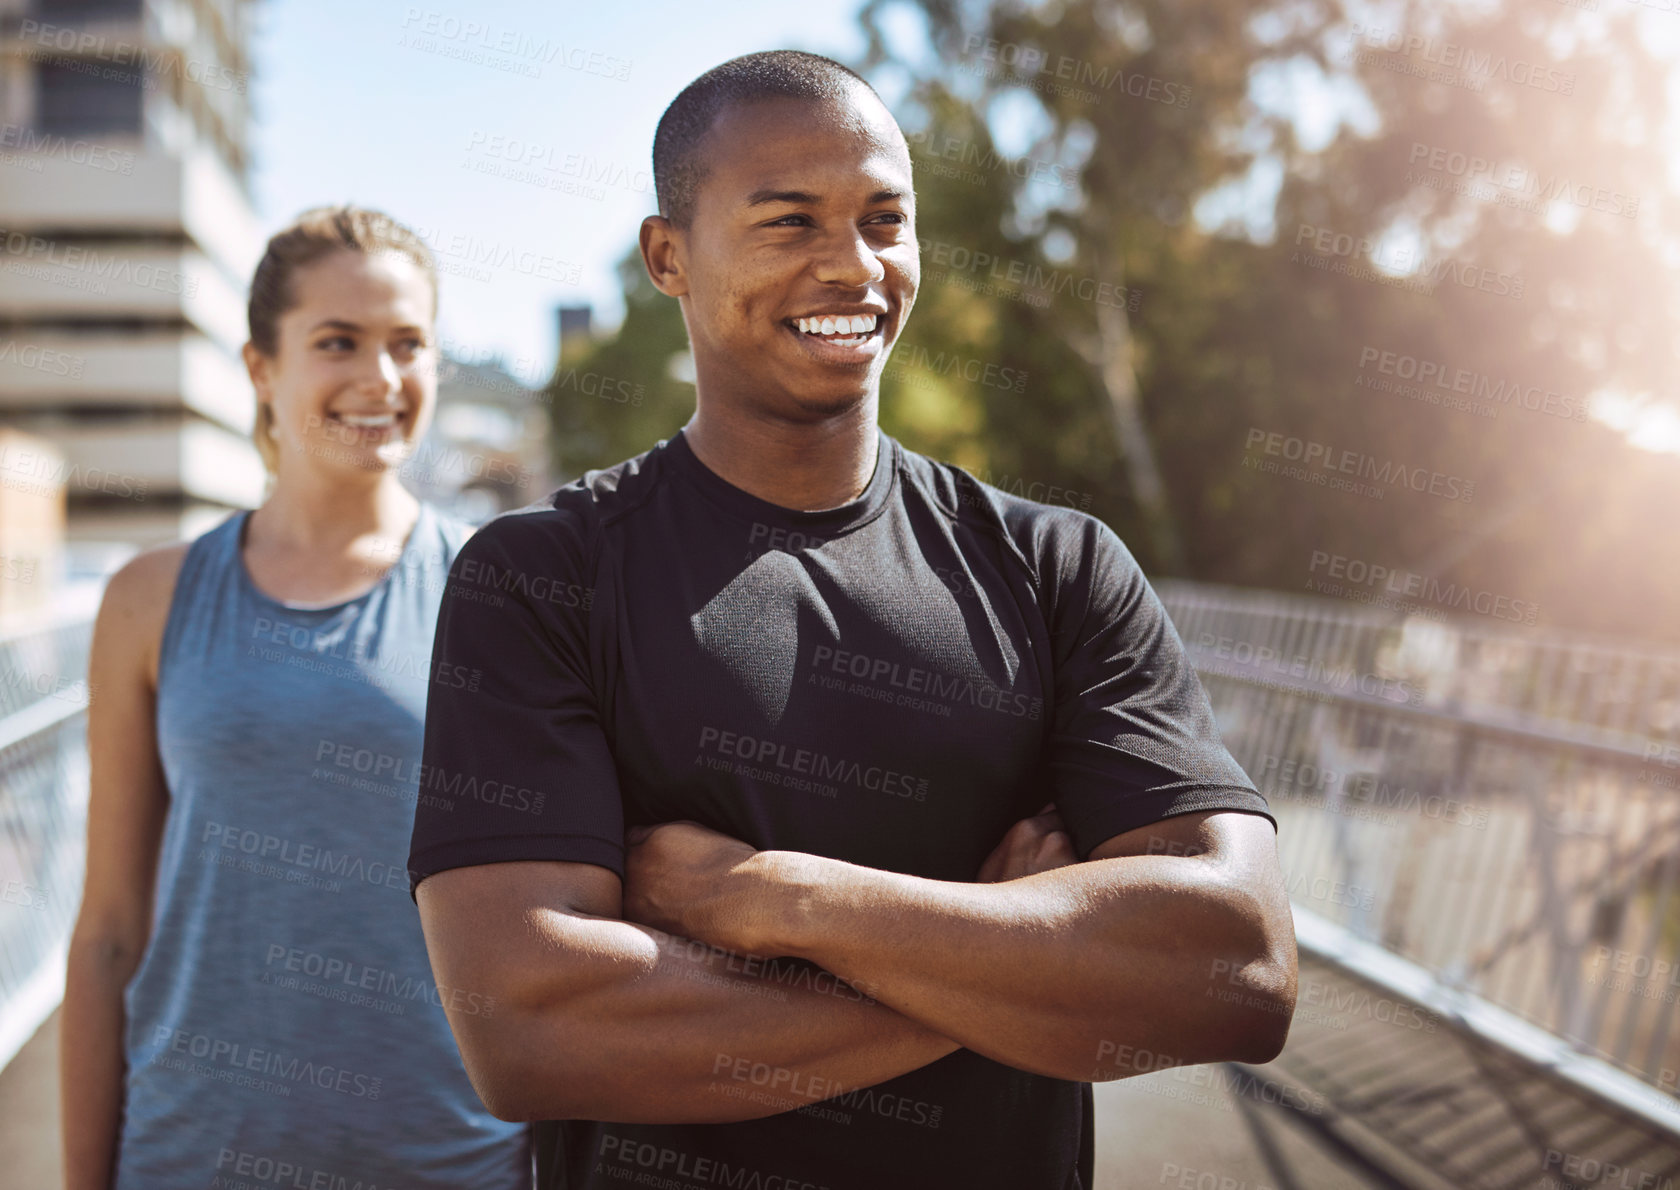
[1163,579,1680,743]
[0,591,96,1072]
[1158,579,1680,1110]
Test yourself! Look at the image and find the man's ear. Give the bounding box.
[639,215,690,298]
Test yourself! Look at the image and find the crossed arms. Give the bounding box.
[414,803,1297,1124]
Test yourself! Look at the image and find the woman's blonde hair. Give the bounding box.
[246,205,438,473]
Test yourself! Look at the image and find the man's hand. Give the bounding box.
[975,802,1079,882]
[623,820,776,956]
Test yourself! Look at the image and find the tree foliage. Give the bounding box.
[547,0,1680,641]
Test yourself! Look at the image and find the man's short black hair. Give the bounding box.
[653,50,884,229]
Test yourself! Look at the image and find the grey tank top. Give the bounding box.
[114,502,531,1189]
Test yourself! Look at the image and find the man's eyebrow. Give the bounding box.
[745,188,820,208]
[743,187,908,208]
[308,319,362,332]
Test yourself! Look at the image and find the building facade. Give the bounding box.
[0,0,265,553]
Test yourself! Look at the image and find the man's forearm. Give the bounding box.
[469,906,961,1123]
[749,852,1291,1082]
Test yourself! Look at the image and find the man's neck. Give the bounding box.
[681,407,880,513]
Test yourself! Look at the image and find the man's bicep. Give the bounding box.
[1090,809,1296,976]
[414,858,627,1120]
[1088,808,1276,866]
[416,859,624,1011]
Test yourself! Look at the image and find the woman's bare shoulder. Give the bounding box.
[101,540,194,617]
[94,540,199,685]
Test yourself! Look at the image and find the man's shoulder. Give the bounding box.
[468,439,672,551]
[893,438,1126,576]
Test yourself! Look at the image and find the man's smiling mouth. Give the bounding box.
[784,311,886,359]
[793,312,879,342]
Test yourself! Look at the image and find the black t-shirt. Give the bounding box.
[408,426,1275,1190]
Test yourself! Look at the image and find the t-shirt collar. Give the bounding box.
[662,425,897,536]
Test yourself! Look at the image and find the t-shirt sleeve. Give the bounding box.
[407,505,624,901]
[1040,514,1275,859]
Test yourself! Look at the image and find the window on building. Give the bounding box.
[31,0,143,17]
[35,58,143,137]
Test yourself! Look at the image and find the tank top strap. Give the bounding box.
[156,511,246,690]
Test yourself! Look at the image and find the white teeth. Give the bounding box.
[796,313,879,336]
[337,412,397,427]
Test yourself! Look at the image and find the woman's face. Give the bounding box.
[246,248,438,481]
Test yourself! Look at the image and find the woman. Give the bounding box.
[60,205,532,1188]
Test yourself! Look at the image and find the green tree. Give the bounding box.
[546,1,1680,641]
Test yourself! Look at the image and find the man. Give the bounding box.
[408,49,1296,1190]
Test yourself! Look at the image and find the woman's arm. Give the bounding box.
[60,545,185,1190]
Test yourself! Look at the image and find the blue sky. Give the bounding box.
[249,0,879,384]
